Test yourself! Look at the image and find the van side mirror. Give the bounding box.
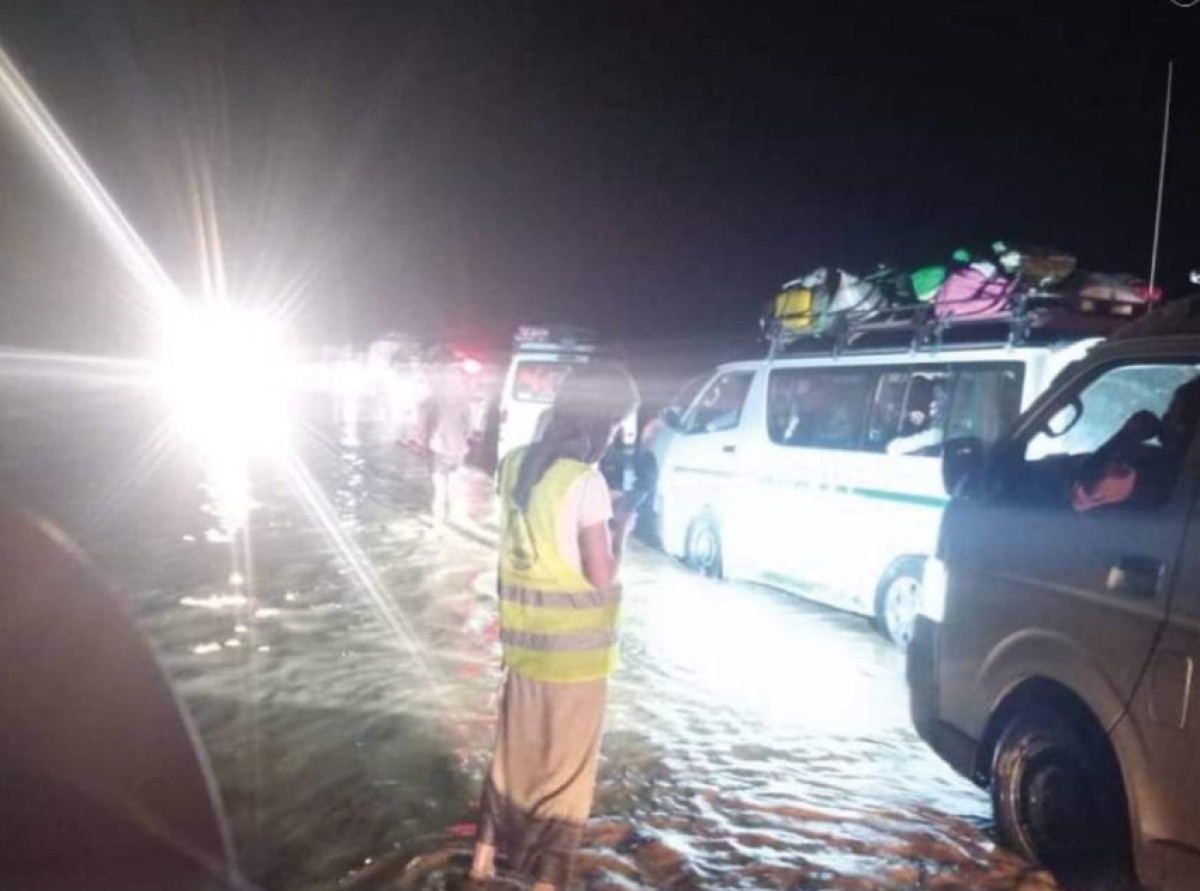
[1043,397,1082,438]
[662,407,683,429]
[943,436,985,496]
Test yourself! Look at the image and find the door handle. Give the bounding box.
[722,444,737,454]
[1106,555,1164,600]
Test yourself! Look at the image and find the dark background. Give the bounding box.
[0,0,1196,355]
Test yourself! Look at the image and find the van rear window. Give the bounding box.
[512,361,574,403]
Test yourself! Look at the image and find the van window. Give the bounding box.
[768,368,876,449]
[879,364,1023,457]
[885,370,953,456]
[512,360,573,403]
[666,375,707,418]
[1028,364,1196,459]
[866,371,908,451]
[1014,362,1200,512]
[683,371,753,434]
[945,365,1024,446]
[770,362,1025,455]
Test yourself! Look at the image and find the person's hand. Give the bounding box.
[1071,462,1137,513]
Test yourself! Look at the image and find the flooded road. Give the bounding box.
[2,385,1057,891]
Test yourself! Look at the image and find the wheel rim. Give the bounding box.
[883,575,920,645]
[1019,753,1095,866]
[688,522,720,577]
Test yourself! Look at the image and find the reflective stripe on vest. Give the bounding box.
[496,449,620,682]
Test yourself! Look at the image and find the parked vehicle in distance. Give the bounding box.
[910,306,1200,889]
[656,321,1101,645]
[496,326,637,479]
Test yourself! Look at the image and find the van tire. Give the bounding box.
[684,515,723,579]
[874,560,923,647]
[991,707,1135,889]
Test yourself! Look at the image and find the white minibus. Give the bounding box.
[657,333,1099,644]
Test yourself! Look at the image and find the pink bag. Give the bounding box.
[934,262,1015,320]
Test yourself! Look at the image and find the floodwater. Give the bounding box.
[1,382,1058,891]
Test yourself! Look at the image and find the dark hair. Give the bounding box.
[512,361,639,512]
[1163,376,1200,453]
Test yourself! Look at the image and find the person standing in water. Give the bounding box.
[422,351,473,524]
[471,361,640,891]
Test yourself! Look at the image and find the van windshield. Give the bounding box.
[512,360,574,403]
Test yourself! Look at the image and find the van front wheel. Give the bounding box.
[992,708,1135,889]
[874,562,922,647]
[684,515,723,579]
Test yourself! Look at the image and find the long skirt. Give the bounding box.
[478,671,608,887]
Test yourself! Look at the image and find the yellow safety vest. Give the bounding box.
[497,448,620,682]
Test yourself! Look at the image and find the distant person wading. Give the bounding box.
[422,354,472,524]
[471,362,640,891]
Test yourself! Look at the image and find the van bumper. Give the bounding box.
[908,616,979,783]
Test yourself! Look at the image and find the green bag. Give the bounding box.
[910,266,947,303]
[910,248,974,303]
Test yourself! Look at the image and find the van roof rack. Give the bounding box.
[512,324,599,352]
[764,292,1143,358]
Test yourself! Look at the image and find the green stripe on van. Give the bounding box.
[676,466,951,510]
[853,487,949,509]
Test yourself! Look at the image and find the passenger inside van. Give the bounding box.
[886,377,948,456]
[775,377,819,446]
[767,374,803,442]
[1071,377,1200,512]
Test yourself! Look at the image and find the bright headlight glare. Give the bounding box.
[158,302,294,453]
[921,556,947,623]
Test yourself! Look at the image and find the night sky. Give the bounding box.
[0,0,1197,354]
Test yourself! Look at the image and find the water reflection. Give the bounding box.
[0,389,1057,891]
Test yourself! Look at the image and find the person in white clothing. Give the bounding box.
[422,356,473,523]
[887,377,947,457]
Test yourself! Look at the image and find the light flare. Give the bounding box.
[157,301,295,458]
[280,447,442,688]
[0,36,445,706]
[83,419,176,530]
[0,348,154,388]
[0,45,181,309]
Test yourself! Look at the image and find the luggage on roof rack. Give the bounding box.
[763,266,905,338]
[933,261,1015,320]
[997,245,1078,287]
[762,280,1153,357]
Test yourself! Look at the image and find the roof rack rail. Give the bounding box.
[763,291,1142,358]
[512,324,599,351]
